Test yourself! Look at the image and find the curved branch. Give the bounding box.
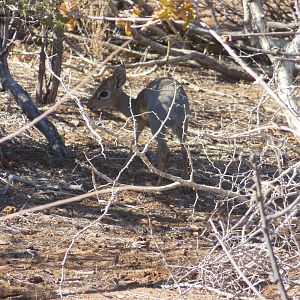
[0,5,68,158]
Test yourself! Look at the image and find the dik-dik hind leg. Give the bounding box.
[175,117,189,180]
[148,117,170,185]
[156,139,170,185]
[181,143,189,179]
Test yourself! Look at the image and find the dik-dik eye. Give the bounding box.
[98,90,110,100]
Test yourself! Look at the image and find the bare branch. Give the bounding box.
[201,22,300,142]
[251,157,288,300]
[209,219,267,300]
[266,194,300,221]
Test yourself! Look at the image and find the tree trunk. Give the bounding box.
[44,28,64,104]
[36,26,48,103]
[0,4,68,158]
[245,0,300,142]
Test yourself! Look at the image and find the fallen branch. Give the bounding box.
[0,182,180,221]
[132,29,254,82]
[0,174,37,195]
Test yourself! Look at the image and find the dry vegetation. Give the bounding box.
[0,1,300,299]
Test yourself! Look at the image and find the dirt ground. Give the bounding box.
[0,50,298,300]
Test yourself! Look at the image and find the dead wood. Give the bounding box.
[132,29,254,82]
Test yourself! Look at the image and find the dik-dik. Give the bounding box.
[87,65,189,181]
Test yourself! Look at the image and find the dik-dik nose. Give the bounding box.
[87,91,107,111]
[86,97,98,111]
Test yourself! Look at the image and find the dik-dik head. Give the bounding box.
[87,65,127,111]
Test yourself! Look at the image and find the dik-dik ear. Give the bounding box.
[112,65,126,89]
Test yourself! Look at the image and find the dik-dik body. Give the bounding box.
[87,65,189,180]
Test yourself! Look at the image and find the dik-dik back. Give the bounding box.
[136,77,189,135]
[87,65,190,181]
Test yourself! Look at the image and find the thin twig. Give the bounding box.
[59,195,114,296]
[251,156,288,300]
[266,193,300,221]
[209,219,267,300]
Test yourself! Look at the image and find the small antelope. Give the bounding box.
[87,65,189,181]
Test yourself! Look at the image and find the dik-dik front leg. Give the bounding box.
[123,118,146,166]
